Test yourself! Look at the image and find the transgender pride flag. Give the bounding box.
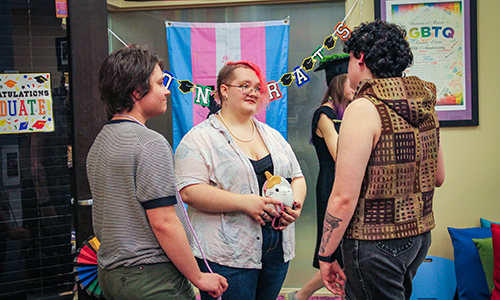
[166,19,289,149]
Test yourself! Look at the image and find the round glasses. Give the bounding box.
[225,84,261,95]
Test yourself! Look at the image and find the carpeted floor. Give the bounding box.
[276,296,341,300]
[196,296,341,300]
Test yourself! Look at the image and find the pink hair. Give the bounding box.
[216,61,270,112]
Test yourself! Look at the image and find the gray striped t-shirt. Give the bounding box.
[87,120,192,269]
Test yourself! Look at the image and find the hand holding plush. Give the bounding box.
[262,171,294,229]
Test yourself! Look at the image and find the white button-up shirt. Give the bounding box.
[175,114,303,269]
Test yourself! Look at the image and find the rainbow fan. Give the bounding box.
[74,236,103,298]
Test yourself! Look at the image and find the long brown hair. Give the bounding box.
[320,73,350,119]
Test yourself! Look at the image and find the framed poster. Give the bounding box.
[375,0,478,127]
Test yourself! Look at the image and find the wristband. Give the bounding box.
[318,253,335,263]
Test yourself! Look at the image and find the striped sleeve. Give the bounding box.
[136,136,178,209]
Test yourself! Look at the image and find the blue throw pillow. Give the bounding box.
[480,218,500,228]
[448,227,492,300]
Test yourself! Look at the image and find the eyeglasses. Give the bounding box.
[225,84,261,95]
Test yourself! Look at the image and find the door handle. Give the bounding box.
[78,199,93,206]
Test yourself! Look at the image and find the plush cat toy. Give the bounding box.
[262,171,294,229]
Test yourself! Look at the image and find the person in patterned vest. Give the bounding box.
[318,19,445,300]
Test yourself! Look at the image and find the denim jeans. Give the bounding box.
[197,223,289,300]
[342,231,431,300]
[98,262,196,300]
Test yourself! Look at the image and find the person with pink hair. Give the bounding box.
[175,61,306,300]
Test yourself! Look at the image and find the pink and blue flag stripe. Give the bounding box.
[166,20,289,149]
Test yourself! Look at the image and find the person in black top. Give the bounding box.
[287,71,354,300]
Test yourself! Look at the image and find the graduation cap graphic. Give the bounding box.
[178,80,195,93]
[323,34,337,50]
[19,122,29,130]
[314,53,350,86]
[301,57,315,72]
[5,80,17,88]
[280,73,294,86]
[32,120,47,129]
[34,75,48,84]
[207,93,221,119]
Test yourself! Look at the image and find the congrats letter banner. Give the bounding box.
[166,19,289,149]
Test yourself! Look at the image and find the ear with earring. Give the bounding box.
[220,95,227,105]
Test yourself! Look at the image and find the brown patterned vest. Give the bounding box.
[344,76,440,240]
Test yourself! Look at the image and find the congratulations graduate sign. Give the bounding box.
[0,73,53,134]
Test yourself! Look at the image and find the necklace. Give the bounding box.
[218,112,256,143]
[115,114,146,128]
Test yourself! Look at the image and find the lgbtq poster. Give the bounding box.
[384,1,466,111]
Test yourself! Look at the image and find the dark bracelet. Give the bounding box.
[318,253,335,263]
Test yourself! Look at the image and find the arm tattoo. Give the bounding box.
[319,212,343,253]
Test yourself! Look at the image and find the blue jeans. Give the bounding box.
[342,232,431,300]
[197,223,289,300]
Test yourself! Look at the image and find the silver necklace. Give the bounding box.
[218,112,256,143]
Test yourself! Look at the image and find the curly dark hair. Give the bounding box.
[343,19,413,78]
[98,45,164,120]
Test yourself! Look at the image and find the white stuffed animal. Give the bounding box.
[262,171,294,213]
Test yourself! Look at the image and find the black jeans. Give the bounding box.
[342,232,432,300]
